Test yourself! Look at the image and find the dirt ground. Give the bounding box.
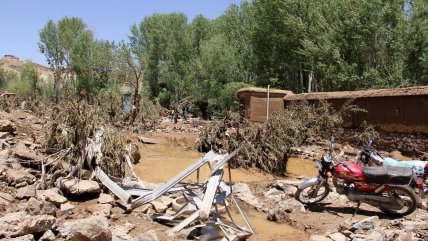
[1,109,427,241]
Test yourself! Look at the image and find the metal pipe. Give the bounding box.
[266,85,270,123]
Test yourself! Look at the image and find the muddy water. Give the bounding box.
[133,135,275,183]
[133,133,307,240]
[286,157,318,178]
[230,208,307,241]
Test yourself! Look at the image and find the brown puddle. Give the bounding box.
[133,134,274,183]
[229,208,307,241]
[132,133,307,240]
[286,157,318,178]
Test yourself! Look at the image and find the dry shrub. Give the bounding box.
[197,100,364,175]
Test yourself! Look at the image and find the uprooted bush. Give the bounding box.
[196,100,366,175]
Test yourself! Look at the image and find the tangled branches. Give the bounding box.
[197,100,365,175]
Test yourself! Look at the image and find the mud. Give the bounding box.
[230,207,307,241]
[133,133,275,183]
[286,157,318,179]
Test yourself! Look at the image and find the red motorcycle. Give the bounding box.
[295,138,418,216]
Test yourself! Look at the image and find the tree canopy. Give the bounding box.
[33,1,428,119]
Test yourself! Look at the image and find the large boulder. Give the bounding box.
[57,178,100,195]
[36,188,68,207]
[14,144,39,161]
[25,197,57,216]
[15,185,36,199]
[4,169,35,186]
[58,215,112,241]
[0,212,56,238]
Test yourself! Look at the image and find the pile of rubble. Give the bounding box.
[234,179,428,241]
[0,110,165,241]
[0,109,257,241]
[311,211,428,241]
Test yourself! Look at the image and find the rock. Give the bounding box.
[0,197,9,205]
[60,202,74,214]
[284,185,298,197]
[4,169,35,186]
[15,215,56,237]
[277,198,306,213]
[0,132,9,139]
[159,196,173,207]
[3,234,34,241]
[37,189,67,207]
[151,200,167,213]
[328,232,347,241]
[88,204,112,218]
[366,230,385,241]
[58,215,112,241]
[0,120,16,133]
[134,204,151,213]
[15,185,36,199]
[0,192,13,202]
[14,144,38,160]
[98,193,114,204]
[352,216,379,231]
[112,224,134,241]
[265,188,284,196]
[233,182,262,209]
[39,230,55,241]
[57,178,100,195]
[136,230,158,241]
[310,235,333,241]
[0,212,56,238]
[25,197,57,216]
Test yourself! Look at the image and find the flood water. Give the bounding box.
[230,207,307,241]
[286,157,318,178]
[132,133,309,240]
[133,134,275,183]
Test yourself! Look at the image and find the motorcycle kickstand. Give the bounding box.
[353,201,362,217]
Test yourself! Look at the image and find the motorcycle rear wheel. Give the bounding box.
[295,181,330,204]
[380,186,417,216]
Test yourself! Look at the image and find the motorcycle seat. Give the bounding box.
[362,166,414,185]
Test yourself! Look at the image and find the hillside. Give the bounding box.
[0,54,53,80]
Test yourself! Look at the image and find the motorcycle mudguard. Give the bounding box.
[298,177,323,189]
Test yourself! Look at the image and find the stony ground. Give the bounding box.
[0,108,427,241]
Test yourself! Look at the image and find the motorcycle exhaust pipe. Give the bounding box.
[346,190,394,203]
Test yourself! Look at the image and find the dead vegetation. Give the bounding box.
[197,100,368,175]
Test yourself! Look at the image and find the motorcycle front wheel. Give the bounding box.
[380,186,417,216]
[295,181,330,204]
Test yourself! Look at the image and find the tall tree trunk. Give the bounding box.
[130,80,140,125]
[308,71,313,93]
[54,72,61,104]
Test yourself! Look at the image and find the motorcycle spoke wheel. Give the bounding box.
[295,182,329,204]
[381,186,417,216]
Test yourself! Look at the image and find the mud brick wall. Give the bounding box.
[283,86,428,134]
[237,87,291,122]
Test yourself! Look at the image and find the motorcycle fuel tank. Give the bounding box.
[334,161,363,180]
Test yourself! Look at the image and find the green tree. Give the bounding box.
[116,35,147,125]
[0,68,18,90]
[406,0,428,85]
[39,17,92,102]
[7,61,40,96]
